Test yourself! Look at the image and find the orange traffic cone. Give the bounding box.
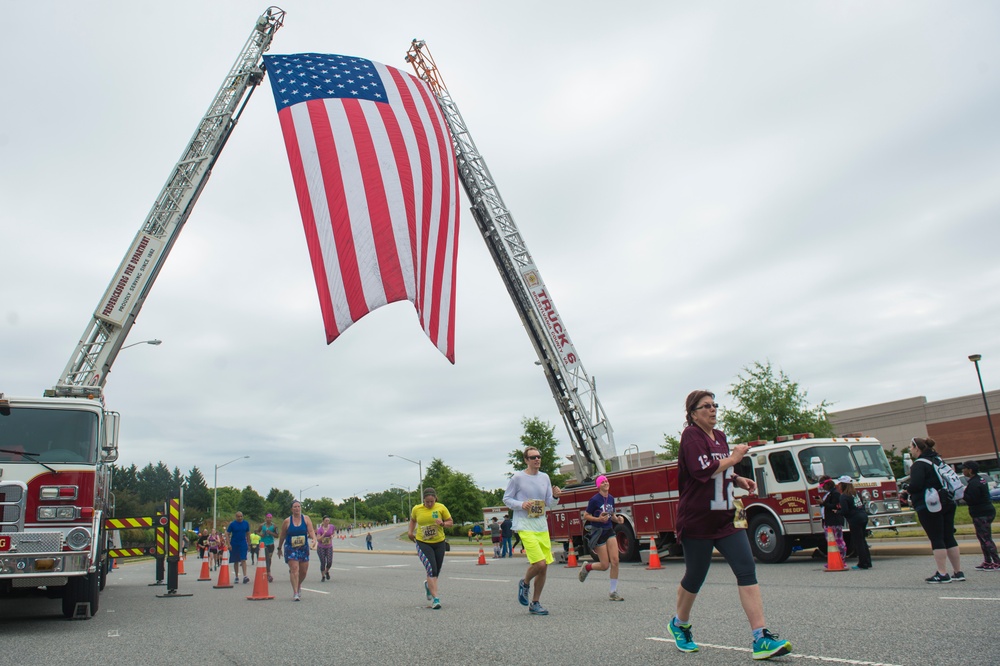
[565,541,578,568]
[198,559,212,581]
[824,528,847,572]
[477,547,488,565]
[646,536,662,570]
[112,558,119,570]
[177,556,186,575]
[246,564,274,600]
[213,559,233,588]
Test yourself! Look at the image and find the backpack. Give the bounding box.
[915,458,965,502]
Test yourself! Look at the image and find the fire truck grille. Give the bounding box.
[0,482,27,531]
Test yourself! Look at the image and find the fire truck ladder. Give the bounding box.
[406,41,616,481]
[51,7,286,396]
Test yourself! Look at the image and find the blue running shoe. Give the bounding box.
[752,629,791,661]
[425,581,432,601]
[668,620,698,653]
[528,601,549,615]
[518,579,529,606]
[431,597,441,610]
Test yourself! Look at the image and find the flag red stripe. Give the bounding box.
[309,100,368,324]
[278,107,337,342]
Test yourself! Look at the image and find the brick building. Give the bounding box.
[828,391,1000,477]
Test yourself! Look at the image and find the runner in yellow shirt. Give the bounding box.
[408,488,453,609]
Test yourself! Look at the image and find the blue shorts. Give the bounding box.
[284,545,310,562]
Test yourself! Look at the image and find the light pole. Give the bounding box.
[121,339,163,350]
[391,484,412,518]
[352,490,368,525]
[968,354,1000,471]
[213,455,249,532]
[299,485,318,501]
[388,454,422,500]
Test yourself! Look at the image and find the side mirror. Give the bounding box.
[809,457,825,480]
[102,411,120,462]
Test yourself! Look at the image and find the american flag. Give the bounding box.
[263,53,460,362]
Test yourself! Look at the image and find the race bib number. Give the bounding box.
[321,536,332,544]
[421,524,439,540]
[527,500,545,518]
[290,535,305,548]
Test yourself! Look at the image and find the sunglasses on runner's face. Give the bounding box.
[695,403,720,411]
[526,455,542,460]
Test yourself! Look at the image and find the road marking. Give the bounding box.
[940,596,1000,601]
[107,630,120,637]
[300,587,329,595]
[647,638,904,665]
[450,577,511,583]
[354,564,408,569]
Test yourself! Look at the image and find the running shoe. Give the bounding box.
[952,571,966,581]
[293,592,300,601]
[752,629,791,661]
[267,575,273,583]
[608,591,625,602]
[668,620,698,653]
[243,577,249,584]
[578,565,590,583]
[528,601,549,615]
[431,597,441,610]
[425,581,432,601]
[974,561,991,571]
[925,572,951,583]
[518,579,529,606]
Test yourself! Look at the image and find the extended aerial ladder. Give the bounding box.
[406,41,616,481]
[50,7,286,397]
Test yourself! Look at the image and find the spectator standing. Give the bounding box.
[963,461,999,571]
[277,500,317,601]
[577,474,626,601]
[366,531,373,551]
[836,478,871,570]
[503,446,562,616]
[489,517,502,558]
[258,514,279,583]
[316,516,335,581]
[908,437,964,583]
[227,511,252,584]
[667,390,791,660]
[409,488,453,609]
[500,515,513,558]
[820,478,847,569]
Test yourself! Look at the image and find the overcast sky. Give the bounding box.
[4,1,999,505]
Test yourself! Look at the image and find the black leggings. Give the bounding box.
[416,540,446,578]
[680,531,757,594]
[917,504,958,550]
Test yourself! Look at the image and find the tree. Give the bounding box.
[238,485,265,520]
[265,488,296,519]
[719,360,835,443]
[185,467,211,513]
[658,433,681,461]
[507,417,571,487]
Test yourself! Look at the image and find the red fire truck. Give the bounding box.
[0,8,285,618]
[549,434,916,563]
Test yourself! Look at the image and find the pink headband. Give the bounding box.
[596,475,608,488]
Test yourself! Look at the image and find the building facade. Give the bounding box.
[828,390,1000,476]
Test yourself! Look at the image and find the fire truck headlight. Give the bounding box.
[65,527,91,551]
[861,490,872,502]
[867,502,878,515]
[38,506,77,520]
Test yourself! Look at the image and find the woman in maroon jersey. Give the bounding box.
[666,390,792,661]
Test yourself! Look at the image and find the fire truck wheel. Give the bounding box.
[614,522,640,562]
[61,570,100,619]
[748,514,792,564]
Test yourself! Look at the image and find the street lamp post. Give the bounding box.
[391,484,412,518]
[299,485,318,501]
[121,339,163,350]
[352,489,368,525]
[213,455,249,532]
[968,354,1000,471]
[388,454,423,501]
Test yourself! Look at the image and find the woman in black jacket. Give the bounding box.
[820,478,847,569]
[962,461,999,571]
[908,437,964,583]
[837,478,871,570]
